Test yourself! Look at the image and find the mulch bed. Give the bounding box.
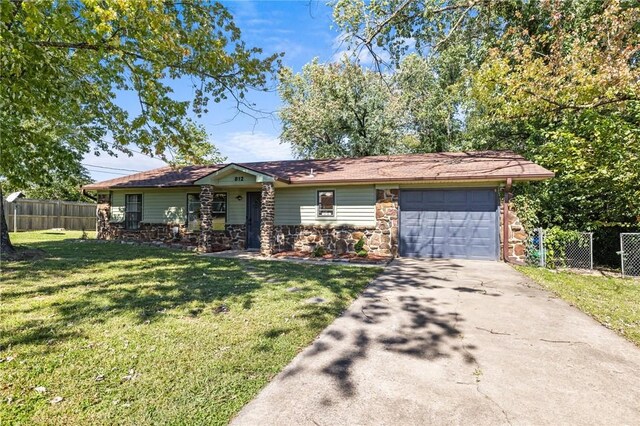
[272,251,391,265]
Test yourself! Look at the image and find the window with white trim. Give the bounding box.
[317,190,335,217]
[212,192,227,217]
[125,194,142,230]
[187,193,201,231]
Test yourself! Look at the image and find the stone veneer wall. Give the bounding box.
[271,188,399,257]
[96,193,111,239]
[94,189,245,251]
[105,222,199,247]
[500,201,528,263]
[260,182,275,256]
[198,185,214,252]
[100,222,245,252]
[374,188,399,255]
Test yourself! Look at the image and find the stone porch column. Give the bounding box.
[374,189,399,257]
[198,185,213,253]
[96,193,111,239]
[260,182,275,256]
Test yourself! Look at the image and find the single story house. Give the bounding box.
[82,151,553,262]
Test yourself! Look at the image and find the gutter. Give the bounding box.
[286,173,554,185]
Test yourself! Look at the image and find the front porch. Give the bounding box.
[195,164,276,256]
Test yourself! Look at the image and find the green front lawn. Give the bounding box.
[1,231,381,425]
[516,266,640,346]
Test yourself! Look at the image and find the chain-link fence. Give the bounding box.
[525,228,545,267]
[620,233,640,277]
[525,228,593,270]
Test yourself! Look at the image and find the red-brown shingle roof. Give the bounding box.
[82,151,553,190]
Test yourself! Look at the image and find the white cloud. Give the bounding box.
[216,131,293,163]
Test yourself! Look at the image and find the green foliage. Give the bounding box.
[510,191,540,232]
[312,245,326,257]
[278,53,470,158]
[278,57,401,158]
[395,54,465,152]
[1,0,281,190]
[329,0,640,252]
[467,1,640,230]
[354,237,368,257]
[0,169,93,202]
[543,227,584,269]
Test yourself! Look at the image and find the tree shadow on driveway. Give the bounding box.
[284,259,495,398]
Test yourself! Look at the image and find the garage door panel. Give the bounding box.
[400,189,498,260]
[445,191,467,203]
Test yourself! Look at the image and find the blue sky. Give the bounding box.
[84,0,349,182]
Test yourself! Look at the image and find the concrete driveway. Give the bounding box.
[232,259,640,425]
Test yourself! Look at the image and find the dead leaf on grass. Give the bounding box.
[121,369,137,382]
[50,396,64,404]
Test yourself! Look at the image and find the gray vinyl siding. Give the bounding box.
[110,192,126,222]
[274,185,376,226]
[108,188,244,225]
[226,189,246,224]
[143,190,188,223]
[110,189,191,224]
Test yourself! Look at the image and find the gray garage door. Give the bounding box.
[399,189,499,260]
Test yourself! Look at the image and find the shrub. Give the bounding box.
[312,245,325,257]
[354,237,367,257]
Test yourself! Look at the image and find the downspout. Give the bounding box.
[502,178,513,263]
[82,189,97,202]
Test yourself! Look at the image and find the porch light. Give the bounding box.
[236,195,243,201]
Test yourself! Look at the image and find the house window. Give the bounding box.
[125,194,142,230]
[212,192,227,217]
[211,192,227,231]
[187,193,201,231]
[317,190,335,217]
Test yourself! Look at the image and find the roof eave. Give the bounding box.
[287,173,555,185]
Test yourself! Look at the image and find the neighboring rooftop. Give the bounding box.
[82,151,554,190]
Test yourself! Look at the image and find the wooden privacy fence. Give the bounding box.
[3,199,96,232]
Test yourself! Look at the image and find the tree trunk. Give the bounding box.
[0,187,16,256]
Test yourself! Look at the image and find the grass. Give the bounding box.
[516,266,640,346]
[0,231,381,425]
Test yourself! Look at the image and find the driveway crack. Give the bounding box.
[453,293,513,426]
[476,384,513,426]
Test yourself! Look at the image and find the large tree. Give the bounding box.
[330,0,640,235]
[278,53,471,158]
[0,0,281,255]
[467,0,640,229]
[278,57,402,158]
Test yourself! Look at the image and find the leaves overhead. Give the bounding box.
[322,0,640,233]
[0,0,282,189]
[279,57,400,158]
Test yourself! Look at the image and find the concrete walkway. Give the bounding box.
[232,258,640,425]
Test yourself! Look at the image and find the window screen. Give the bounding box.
[212,192,227,217]
[317,190,335,217]
[125,194,142,230]
[187,193,201,231]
